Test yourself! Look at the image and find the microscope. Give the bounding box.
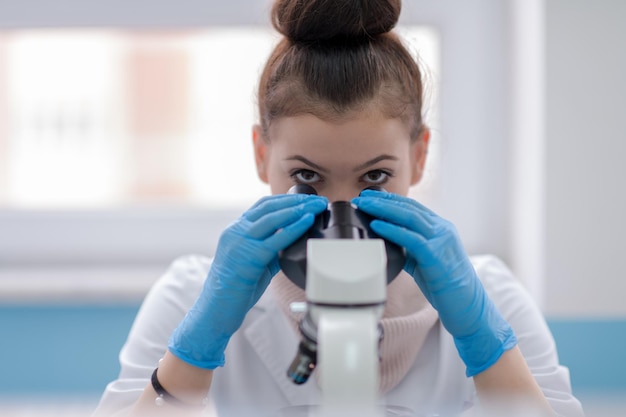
[279,185,405,417]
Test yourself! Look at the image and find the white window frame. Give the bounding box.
[0,0,544,304]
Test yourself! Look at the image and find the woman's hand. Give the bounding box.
[168,193,328,369]
[352,190,517,376]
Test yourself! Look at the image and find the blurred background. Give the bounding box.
[0,0,624,415]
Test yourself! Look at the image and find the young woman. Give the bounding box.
[94,0,584,416]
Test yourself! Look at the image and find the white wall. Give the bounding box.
[545,0,626,317]
[0,0,269,27]
[402,0,512,264]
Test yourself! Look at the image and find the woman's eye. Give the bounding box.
[362,170,391,185]
[292,169,321,184]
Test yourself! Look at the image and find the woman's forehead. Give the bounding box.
[267,113,412,148]
[267,117,411,174]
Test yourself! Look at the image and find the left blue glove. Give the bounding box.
[168,193,328,369]
[353,190,517,376]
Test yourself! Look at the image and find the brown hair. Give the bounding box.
[258,0,426,140]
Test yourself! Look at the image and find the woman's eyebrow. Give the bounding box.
[286,154,398,173]
[285,155,329,173]
[353,154,399,172]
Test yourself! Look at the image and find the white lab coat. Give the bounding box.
[93,254,584,417]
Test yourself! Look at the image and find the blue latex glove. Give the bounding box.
[168,193,328,369]
[353,190,517,376]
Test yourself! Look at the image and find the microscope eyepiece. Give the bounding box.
[279,185,405,290]
[287,183,318,195]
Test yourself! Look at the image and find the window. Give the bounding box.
[0,27,439,210]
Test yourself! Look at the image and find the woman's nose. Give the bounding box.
[324,186,362,203]
[288,184,384,202]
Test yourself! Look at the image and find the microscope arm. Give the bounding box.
[305,239,387,417]
[317,308,380,415]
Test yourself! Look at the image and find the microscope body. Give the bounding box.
[279,186,404,416]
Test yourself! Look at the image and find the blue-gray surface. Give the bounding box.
[0,304,140,396]
[0,304,624,399]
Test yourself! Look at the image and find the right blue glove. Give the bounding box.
[168,193,328,369]
[353,190,517,377]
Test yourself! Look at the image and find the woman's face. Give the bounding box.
[253,111,429,202]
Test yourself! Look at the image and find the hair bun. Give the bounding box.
[272,0,401,43]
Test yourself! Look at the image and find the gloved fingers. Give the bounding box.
[357,189,437,216]
[245,194,327,222]
[368,219,433,262]
[245,194,298,216]
[252,261,278,302]
[246,199,327,240]
[371,219,471,306]
[353,194,436,239]
[264,212,318,252]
